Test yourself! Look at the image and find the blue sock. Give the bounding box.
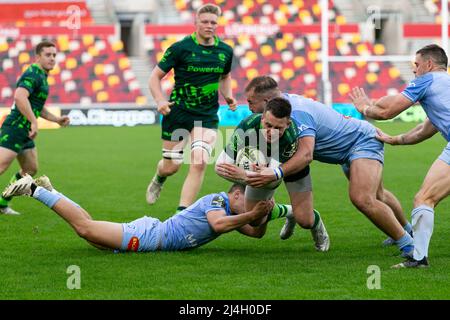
[403,222,413,235]
[395,232,414,254]
[51,190,81,208]
[33,187,63,208]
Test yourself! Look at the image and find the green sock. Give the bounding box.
[0,196,8,207]
[312,209,321,229]
[10,172,22,184]
[176,206,187,214]
[1,172,22,203]
[268,204,291,221]
[156,174,167,184]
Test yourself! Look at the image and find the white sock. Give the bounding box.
[411,205,434,261]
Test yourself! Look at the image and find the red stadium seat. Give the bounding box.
[0,36,143,105]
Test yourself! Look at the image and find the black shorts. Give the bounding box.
[161,106,219,141]
[0,125,35,153]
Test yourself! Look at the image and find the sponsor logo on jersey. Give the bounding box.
[187,65,224,73]
[297,124,309,132]
[127,236,139,252]
[282,141,298,158]
[211,195,225,208]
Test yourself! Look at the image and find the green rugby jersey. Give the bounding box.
[158,32,233,116]
[2,63,49,130]
[225,113,300,163]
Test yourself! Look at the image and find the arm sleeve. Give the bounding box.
[157,43,179,73]
[291,110,317,138]
[17,70,39,94]
[205,194,228,214]
[223,48,233,75]
[401,73,433,103]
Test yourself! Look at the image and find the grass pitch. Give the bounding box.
[0,122,449,300]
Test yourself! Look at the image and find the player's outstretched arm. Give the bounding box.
[215,150,249,184]
[376,118,438,145]
[207,200,273,234]
[40,106,70,126]
[237,220,269,238]
[350,87,413,120]
[280,136,314,177]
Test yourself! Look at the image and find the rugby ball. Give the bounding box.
[235,147,268,170]
[235,147,282,189]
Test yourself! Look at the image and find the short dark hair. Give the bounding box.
[416,44,448,68]
[228,183,245,193]
[35,40,56,55]
[245,75,278,94]
[264,97,291,119]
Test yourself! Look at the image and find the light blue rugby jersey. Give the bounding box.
[401,72,450,142]
[282,93,376,164]
[160,192,231,250]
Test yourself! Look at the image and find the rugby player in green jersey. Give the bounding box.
[215,97,330,252]
[146,4,237,213]
[0,41,70,215]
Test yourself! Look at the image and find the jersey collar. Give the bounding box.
[191,32,219,47]
[31,63,48,76]
[220,192,232,215]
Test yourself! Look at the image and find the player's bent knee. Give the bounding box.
[191,140,212,162]
[190,161,207,172]
[350,194,375,213]
[293,210,314,229]
[162,149,183,163]
[160,149,183,175]
[73,221,93,240]
[0,159,15,175]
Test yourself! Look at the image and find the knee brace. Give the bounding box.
[191,140,212,157]
[162,149,184,162]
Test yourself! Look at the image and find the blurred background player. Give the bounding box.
[350,44,450,268]
[0,40,70,215]
[215,97,330,252]
[243,76,413,258]
[3,175,274,252]
[146,3,237,213]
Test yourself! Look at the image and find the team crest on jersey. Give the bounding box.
[297,124,309,132]
[127,236,139,252]
[211,195,226,208]
[282,141,298,158]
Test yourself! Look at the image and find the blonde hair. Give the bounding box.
[196,3,221,17]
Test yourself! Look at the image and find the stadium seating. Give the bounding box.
[424,0,450,23]
[0,35,145,106]
[144,0,405,103]
[0,0,93,27]
[175,0,346,25]
[146,32,405,103]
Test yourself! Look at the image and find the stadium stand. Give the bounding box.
[0,0,93,26]
[175,0,345,24]
[0,1,145,107]
[146,0,406,103]
[424,0,450,23]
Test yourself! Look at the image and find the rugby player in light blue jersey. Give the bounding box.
[243,76,414,259]
[350,44,450,268]
[2,175,273,252]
